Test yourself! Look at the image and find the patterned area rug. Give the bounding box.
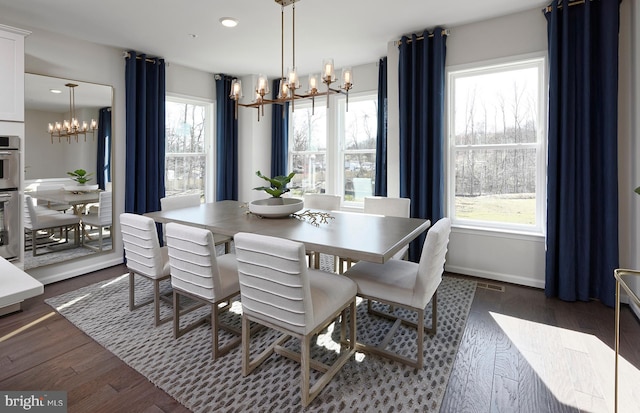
[46,261,476,412]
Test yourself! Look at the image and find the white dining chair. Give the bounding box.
[24,195,81,256]
[302,193,341,269]
[343,217,450,369]
[160,194,232,254]
[120,213,172,326]
[364,196,411,260]
[234,232,357,407]
[165,222,241,359]
[82,191,112,251]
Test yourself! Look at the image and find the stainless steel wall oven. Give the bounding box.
[0,136,20,260]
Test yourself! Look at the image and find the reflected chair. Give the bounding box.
[82,191,112,251]
[24,195,81,256]
[302,193,341,269]
[120,213,172,326]
[343,217,451,369]
[165,222,241,359]
[160,194,232,254]
[234,232,357,407]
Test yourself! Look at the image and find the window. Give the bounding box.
[165,97,214,202]
[447,57,546,232]
[288,92,377,207]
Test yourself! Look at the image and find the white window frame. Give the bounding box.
[165,94,216,203]
[446,54,547,235]
[287,90,378,209]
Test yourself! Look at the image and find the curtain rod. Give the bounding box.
[544,0,587,13]
[122,51,162,64]
[395,29,450,46]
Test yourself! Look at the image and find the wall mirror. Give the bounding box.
[23,73,113,270]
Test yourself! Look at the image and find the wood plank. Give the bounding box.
[490,374,518,413]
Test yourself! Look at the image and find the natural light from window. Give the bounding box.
[490,312,640,413]
[165,98,213,200]
[448,57,545,232]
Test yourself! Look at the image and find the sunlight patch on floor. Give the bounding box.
[0,311,56,343]
[490,312,640,413]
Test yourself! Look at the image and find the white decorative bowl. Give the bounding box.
[249,198,303,218]
[64,184,99,192]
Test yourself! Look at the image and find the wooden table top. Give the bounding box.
[145,200,430,264]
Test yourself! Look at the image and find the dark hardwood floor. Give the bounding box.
[1,266,639,412]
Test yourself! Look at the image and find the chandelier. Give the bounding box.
[229,0,353,121]
[48,83,98,143]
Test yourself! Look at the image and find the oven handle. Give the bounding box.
[0,151,16,156]
[0,194,12,201]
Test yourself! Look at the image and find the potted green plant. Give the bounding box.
[635,186,640,196]
[67,169,94,185]
[253,170,296,198]
[250,170,302,217]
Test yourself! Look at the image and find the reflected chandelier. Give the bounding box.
[229,0,353,121]
[48,83,98,143]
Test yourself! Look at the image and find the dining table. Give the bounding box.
[31,188,102,244]
[144,200,430,264]
[31,188,101,215]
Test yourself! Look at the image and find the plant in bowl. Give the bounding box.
[67,169,94,185]
[253,170,296,198]
[250,171,302,217]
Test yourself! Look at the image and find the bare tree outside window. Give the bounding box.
[450,59,544,228]
[165,100,207,199]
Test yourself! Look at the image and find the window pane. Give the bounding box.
[450,59,543,229]
[165,101,207,198]
[290,106,327,195]
[342,97,377,204]
[455,148,536,224]
[454,67,538,145]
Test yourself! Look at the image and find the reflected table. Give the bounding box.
[145,200,430,264]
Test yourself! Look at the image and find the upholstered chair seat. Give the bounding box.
[344,217,451,369]
[234,232,357,407]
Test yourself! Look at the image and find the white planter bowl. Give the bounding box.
[64,184,99,192]
[249,198,303,218]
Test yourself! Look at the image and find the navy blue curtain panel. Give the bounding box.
[375,57,388,197]
[96,107,111,190]
[215,75,239,201]
[544,0,620,307]
[124,51,166,215]
[398,29,447,262]
[271,78,289,178]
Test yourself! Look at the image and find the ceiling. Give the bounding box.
[0,0,547,79]
[25,74,113,112]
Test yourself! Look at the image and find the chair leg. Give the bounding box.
[301,335,311,407]
[416,308,424,369]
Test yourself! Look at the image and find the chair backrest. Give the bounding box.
[234,232,313,334]
[96,191,112,225]
[119,213,165,279]
[160,194,201,211]
[165,222,220,301]
[24,195,36,228]
[364,196,411,218]
[413,217,452,308]
[303,194,341,211]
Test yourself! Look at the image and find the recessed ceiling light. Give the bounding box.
[219,17,238,28]
[188,33,199,38]
[50,89,62,94]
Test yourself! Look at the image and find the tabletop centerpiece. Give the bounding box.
[249,171,303,218]
[65,169,98,192]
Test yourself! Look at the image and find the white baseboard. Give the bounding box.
[445,264,545,289]
[30,256,124,285]
[631,300,640,320]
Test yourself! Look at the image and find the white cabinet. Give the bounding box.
[0,24,30,122]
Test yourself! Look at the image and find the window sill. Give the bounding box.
[451,223,545,242]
